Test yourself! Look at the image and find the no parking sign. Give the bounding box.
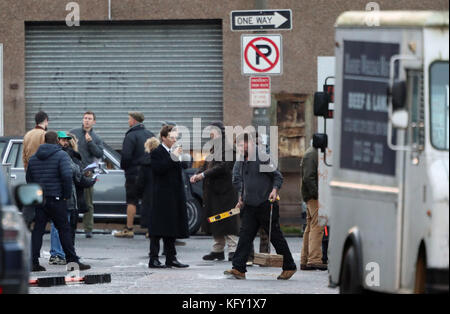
[242,34,282,75]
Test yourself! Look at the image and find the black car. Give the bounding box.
[0,166,43,294]
[1,137,204,234]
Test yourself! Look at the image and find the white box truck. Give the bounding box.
[313,11,449,293]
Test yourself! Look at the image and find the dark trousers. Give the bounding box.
[232,201,297,273]
[69,210,78,245]
[150,236,176,262]
[32,197,79,265]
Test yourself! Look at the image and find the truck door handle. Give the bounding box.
[10,174,17,179]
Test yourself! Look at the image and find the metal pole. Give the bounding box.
[254,0,268,9]
[252,0,271,146]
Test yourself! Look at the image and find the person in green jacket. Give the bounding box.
[300,142,327,271]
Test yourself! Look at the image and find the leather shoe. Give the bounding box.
[203,252,225,261]
[149,259,167,268]
[224,269,246,280]
[277,269,297,280]
[32,264,46,272]
[300,264,314,270]
[166,259,189,268]
[67,261,91,271]
[307,263,328,271]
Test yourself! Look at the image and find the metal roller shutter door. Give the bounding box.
[25,22,223,150]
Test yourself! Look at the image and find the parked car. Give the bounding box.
[0,137,204,234]
[0,164,43,294]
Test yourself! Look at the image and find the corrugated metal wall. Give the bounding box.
[25,22,223,150]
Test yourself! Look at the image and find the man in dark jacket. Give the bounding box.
[149,125,189,268]
[70,111,104,238]
[300,142,326,271]
[26,131,91,272]
[49,131,97,265]
[224,133,297,280]
[190,122,239,262]
[115,112,155,238]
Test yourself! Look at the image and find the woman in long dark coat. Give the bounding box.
[190,122,239,261]
[136,137,160,236]
[143,125,189,268]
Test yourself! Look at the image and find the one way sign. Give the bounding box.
[231,9,292,31]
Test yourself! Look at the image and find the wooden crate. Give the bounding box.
[253,253,284,267]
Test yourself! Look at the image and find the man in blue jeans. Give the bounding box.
[26,131,90,272]
[49,212,72,265]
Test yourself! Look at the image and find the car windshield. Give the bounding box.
[430,61,449,151]
[102,142,121,162]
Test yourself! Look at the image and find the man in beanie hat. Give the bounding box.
[115,111,155,238]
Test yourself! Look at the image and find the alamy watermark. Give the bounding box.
[365,262,380,287]
[364,2,381,27]
[66,2,80,27]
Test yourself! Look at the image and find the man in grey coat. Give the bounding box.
[70,111,104,238]
[224,133,297,280]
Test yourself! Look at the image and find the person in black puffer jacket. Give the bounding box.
[26,131,91,272]
[48,132,97,265]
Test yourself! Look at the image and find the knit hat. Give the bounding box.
[128,111,144,123]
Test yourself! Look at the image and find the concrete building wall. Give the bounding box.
[0,0,448,224]
[1,0,448,135]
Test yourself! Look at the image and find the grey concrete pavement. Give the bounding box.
[29,233,337,294]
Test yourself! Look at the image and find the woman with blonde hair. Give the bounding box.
[136,137,162,266]
[144,137,160,154]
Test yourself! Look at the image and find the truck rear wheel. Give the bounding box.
[340,245,363,294]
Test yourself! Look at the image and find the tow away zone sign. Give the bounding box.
[250,77,271,108]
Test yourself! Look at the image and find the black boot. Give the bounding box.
[32,264,46,272]
[166,258,189,268]
[202,252,225,261]
[149,259,167,269]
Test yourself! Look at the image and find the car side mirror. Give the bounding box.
[392,110,409,129]
[14,183,43,211]
[313,133,328,153]
[391,81,407,110]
